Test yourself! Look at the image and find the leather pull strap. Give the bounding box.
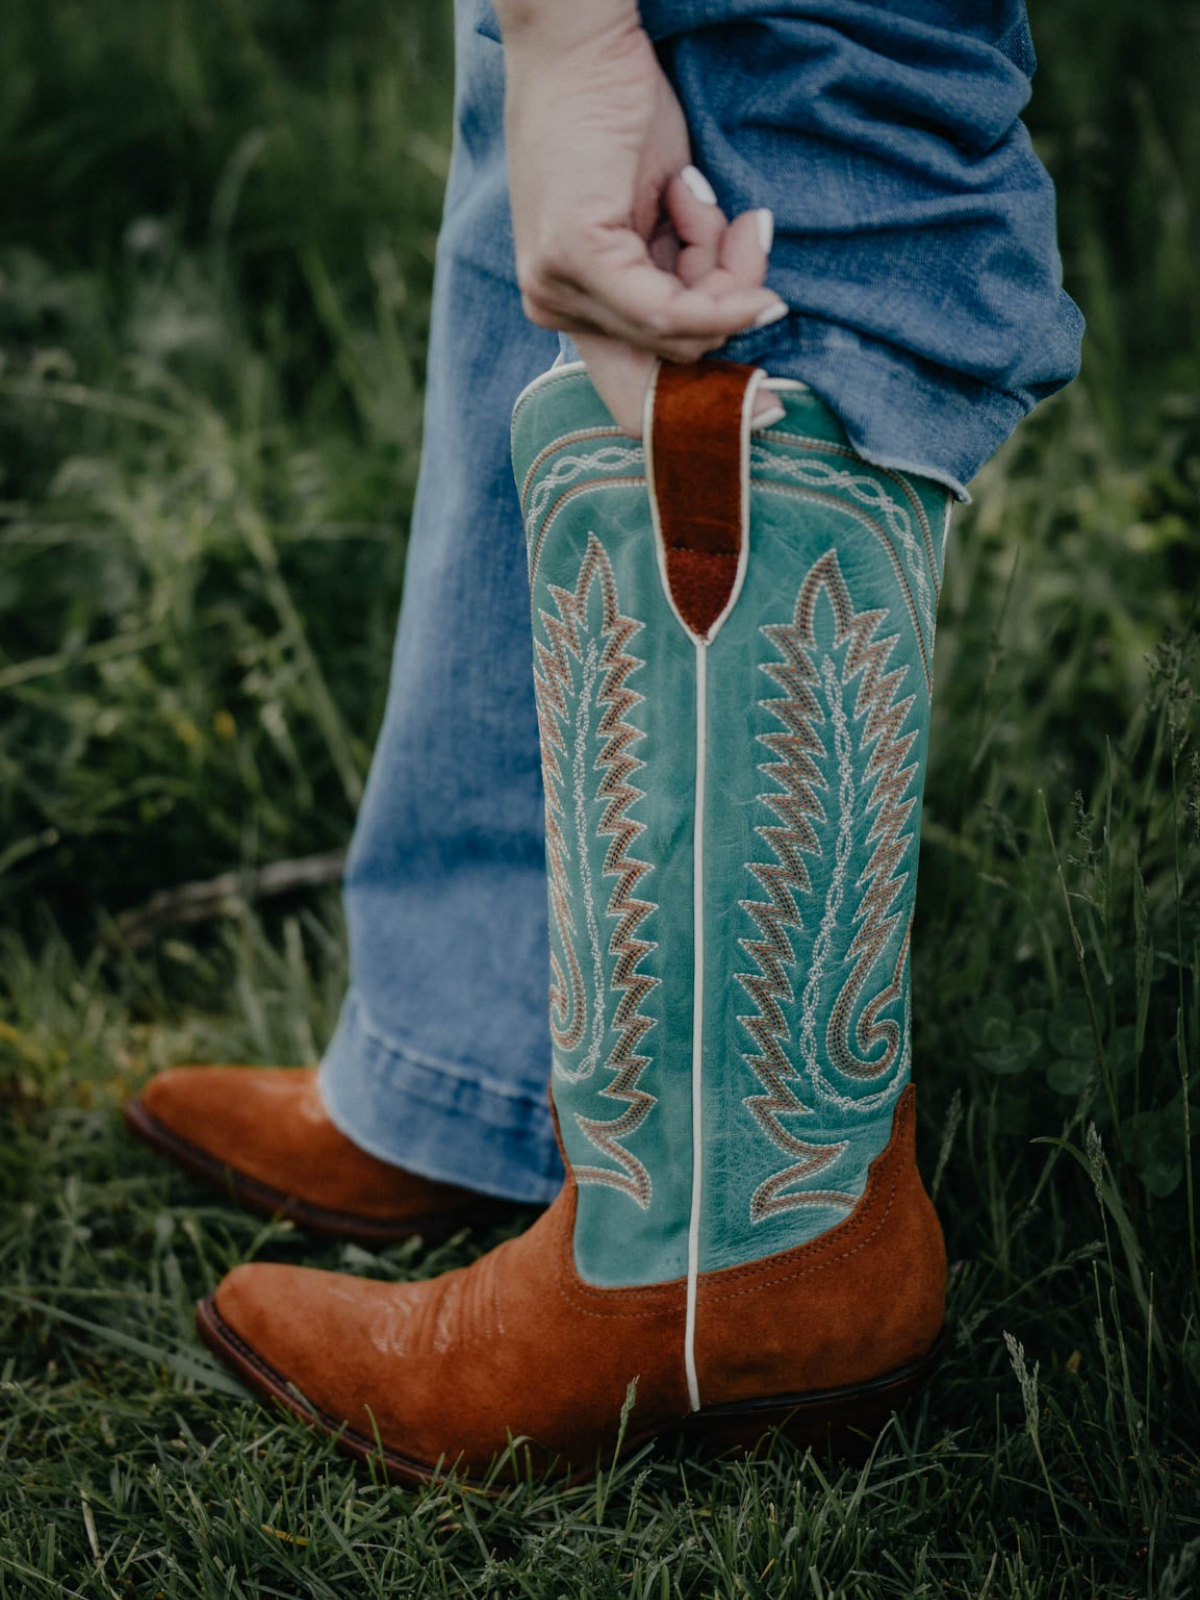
[645,359,765,643]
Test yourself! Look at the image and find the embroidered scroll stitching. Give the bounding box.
[534,534,659,1207]
[737,548,924,1219]
[749,441,938,653]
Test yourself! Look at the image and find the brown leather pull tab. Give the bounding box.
[646,359,764,643]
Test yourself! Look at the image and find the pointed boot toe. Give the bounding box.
[200,1261,414,1470]
[198,1260,409,1445]
[126,1065,506,1242]
[198,1197,692,1485]
[196,1091,944,1487]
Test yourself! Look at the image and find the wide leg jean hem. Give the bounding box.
[319,991,564,1207]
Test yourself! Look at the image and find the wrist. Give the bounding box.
[495,0,641,58]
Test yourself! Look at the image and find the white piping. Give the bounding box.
[684,639,707,1413]
[511,357,807,427]
[643,362,769,648]
[703,366,768,640]
[641,361,765,1414]
[642,365,686,637]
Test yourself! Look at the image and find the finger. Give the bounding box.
[575,332,656,437]
[726,206,790,422]
[528,284,782,361]
[545,242,786,353]
[665,167,726,288]
[521,211,787,354]
[716,206,773,290]
[754,396,787,425]
[662,207,772,309]
[647,223,682,275]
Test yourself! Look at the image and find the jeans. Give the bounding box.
[318,0,1082,1203]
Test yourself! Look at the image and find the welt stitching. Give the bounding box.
[140,1103,484,1233]
[698,1164,901,1306]
[697,1096,915,1301]
[210,1305,462,1481]
[552,1188,686,1321]
[212,1306,326,1416]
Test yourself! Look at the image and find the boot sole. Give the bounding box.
[124,1096,511,1245]
[195,1293,945,1488]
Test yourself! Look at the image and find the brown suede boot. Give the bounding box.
[126,1066,507,1242]
[196,1087,943,1483]
[196,363,952,1482]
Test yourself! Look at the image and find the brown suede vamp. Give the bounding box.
[205,1087,945,1478]
[138,1065,480,1223]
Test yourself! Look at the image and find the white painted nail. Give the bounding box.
[756,208,774,254]
[752,402,787,430]
[752,300,789,329]
[680,164,718,206]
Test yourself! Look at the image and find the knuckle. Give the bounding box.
[669,337,713,364]
[520,290,557,329]
[517,234,579,326]
[529,230,575,288]
[515,257,544,299]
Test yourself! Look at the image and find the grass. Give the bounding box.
[2,0,1199,1594]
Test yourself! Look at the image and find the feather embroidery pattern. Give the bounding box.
[738,547,921,1219]
[533,534,659,1208]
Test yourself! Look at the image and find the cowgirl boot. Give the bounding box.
[126,1067,501,1242]
[196,361,950,1483]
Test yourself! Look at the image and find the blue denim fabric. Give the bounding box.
[319,2,564,1203]
[480,0,1083,495]
[319,0,1081,1200]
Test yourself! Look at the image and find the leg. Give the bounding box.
[199,364,949,1478]
[127,7,563,1220]
[197,5,1081,1477]
[319,11,562,1204]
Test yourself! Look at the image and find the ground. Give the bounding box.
[1,2,1198,1595]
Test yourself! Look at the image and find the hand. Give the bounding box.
[574,170,783,435]
[498,1,787,433]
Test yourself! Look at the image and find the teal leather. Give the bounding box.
[512,367,949,1287]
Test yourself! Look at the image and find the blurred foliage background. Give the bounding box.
[0,0,1196,928]
[1,2,1199,1594]
[0,0,452,931]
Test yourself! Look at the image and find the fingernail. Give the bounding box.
[753,300,789,329]
[753,402,787,430]
[756,208,774,254]
[680,164,718,206]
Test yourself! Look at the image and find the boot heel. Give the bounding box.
[686,1333,945,1461]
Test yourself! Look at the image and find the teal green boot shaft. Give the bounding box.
[512,364,950,1289]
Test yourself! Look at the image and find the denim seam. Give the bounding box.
[339,989,552,1113]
